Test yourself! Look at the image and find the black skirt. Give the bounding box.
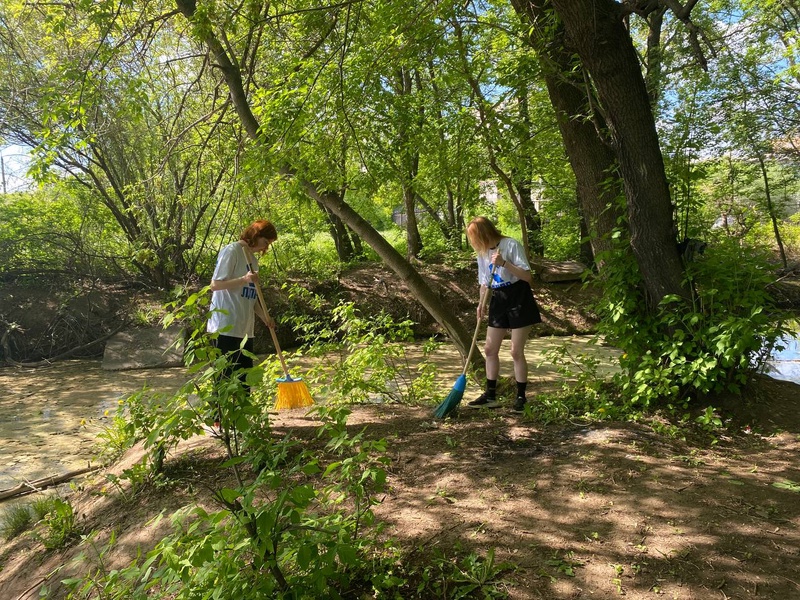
[488,280,541,329]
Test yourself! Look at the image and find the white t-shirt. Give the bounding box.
[477,237,530,288]
[207,241,260,338]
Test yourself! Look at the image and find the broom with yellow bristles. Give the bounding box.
[243,247,314,409]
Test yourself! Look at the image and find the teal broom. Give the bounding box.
[434,266,495,418]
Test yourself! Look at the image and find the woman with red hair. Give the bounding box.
[207,220,277,397]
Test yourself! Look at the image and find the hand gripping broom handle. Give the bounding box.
[241,246,291,378]
[461,265,495,377]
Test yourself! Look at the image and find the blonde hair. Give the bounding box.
[466,217,503,253]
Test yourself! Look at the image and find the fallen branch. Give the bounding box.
[15,576,49,600]
[2,321,128,368]
[0,465,100,502]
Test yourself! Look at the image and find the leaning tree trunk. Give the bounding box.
[174,0,477,362]
[549,0,689,307]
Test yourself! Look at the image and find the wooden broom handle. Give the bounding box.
[241,245,290,377]
[461,265,495,376]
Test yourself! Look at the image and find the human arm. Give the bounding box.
[209,269,259,292]
[477,284,490,319]
[491,248,533,285]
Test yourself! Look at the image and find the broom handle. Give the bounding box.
[461,265,495,376]
[241,246,290,377]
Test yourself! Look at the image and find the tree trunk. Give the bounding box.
[397,67,423,260]
[316,196,355,262]
[578,204,595,267]
[644,7,667,109]
[174,0,477,362]
[514,85,544,256]
[756,153,788,270]
[510,0,623,268]
[548,0,689,307]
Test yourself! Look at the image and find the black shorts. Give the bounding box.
[214,335,255,392]
[488,280,542,329]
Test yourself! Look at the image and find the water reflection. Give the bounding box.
[763,334,800,384]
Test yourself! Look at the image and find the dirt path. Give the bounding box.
[2,339,799,599]
[268,382,800,599]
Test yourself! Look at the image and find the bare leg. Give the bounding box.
[509,325,533,383]
[484,327,506,380]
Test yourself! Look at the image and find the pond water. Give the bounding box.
[0,335,621,493]
[2,332,796,497]
[763,334,800,384]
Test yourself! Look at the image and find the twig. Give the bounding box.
[781,575,800,590]
[0,465,100,502]
[15,577,48,600]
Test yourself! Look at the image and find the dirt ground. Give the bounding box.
[0,364,799,599]
[1,264,800,599]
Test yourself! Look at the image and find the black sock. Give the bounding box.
[486,379,497,399]
[516,381,527,399]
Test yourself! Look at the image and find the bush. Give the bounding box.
[597,235,789,409]
[287,292,442,405]
[34,497,80,550]
[64,406,393,599]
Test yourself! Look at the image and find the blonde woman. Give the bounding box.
[465,216,541,412]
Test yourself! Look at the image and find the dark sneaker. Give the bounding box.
[467,393,500,409]
[513,396,526,412]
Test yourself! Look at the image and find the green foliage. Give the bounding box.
[288,292,441,405]
[0,504,33,540]
[523,343,623,424]
[539,194,583,261]
[0,186,122,277]
[63,405,393,599]
[597,236,789,409]
[1,496,81,548]
[412,546,514,599]
[30,496,65,521]
[104,462,154,505]
[94,407,137,462]
[34,497,80,550]
[273,231,343,280]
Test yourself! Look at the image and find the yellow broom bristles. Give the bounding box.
[275,379,314,409]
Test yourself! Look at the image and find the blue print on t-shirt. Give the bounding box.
[242,284,257,300]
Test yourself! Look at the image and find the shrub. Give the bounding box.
[35,497,80,550]
[288,292,441,405]
[597,235,789,409]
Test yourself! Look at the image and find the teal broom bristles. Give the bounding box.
[433,374,467,418]
[433,266,495,419]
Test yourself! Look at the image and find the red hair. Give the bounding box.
[240,220,277,245]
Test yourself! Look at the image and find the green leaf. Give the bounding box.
[772,480,800,492]
[337,543,358,566]
[218,488,240,504]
